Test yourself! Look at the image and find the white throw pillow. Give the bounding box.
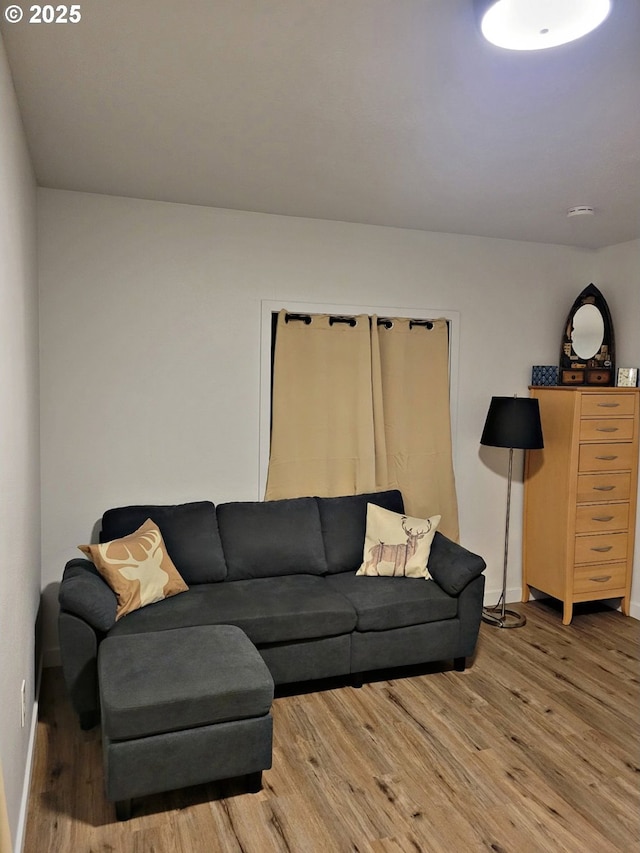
[356,504,440,579]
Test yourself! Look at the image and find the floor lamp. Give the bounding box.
[480,396,544,628]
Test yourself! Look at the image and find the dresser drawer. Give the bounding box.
[573,561,627,594]
[576,472,631,503]
[578,443,635,472]
[579,418,635,442]
[574,532,628,564]
[581,394,636,418]
[575,503,629,533]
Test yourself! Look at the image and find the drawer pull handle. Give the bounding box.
[590,576,612,583]
[596,427,618,433]
[595,455,617,460]
[593,485,615,491]
[597,403,620,408]
[592,515,614,522]
[591,546,613,553]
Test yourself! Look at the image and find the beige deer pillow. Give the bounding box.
[356,504,441,579]
[79,519,188,620]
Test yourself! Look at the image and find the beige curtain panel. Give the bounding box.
[266,311,377,499]
[265,310,459,541]
[371,317,459,541]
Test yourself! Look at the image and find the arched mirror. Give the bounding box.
[559,284,615,385]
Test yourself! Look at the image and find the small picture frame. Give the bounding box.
[616,367,638,387]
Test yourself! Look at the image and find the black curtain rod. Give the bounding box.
[284,313,435,330]
[285,312,357,326]
[284,312,312,324]
[329,315,357,327]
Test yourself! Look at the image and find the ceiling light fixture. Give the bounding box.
[475,0,612,51]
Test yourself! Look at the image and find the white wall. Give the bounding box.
[40,187,630,662]
[592,239,640,617]
[593,239,640,373]
[0,35,39,853]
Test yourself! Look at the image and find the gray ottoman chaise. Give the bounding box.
[98,624,274,820]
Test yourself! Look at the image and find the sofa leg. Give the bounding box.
[115,799,132,821]
[351,673,363,688]
[79,709,99,731]
[453,657,466,672]
[245,771,263,793]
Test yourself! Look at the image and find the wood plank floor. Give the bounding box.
[24,600,640,852]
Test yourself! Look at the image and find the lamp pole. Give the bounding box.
[482,444,525,628]
[480,395,543,629]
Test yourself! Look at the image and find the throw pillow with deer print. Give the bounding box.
[79,519,188,619]
[356,504,441,579]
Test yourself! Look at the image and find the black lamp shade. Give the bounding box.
[480,397,544,450]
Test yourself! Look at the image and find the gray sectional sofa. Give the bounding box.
[58,489,486,730]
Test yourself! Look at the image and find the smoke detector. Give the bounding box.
[567,206,595,217]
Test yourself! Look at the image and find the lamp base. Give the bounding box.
[482,606,526,629]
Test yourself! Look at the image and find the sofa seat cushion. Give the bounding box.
[325,572,457,632]
[217,498,327,580]
[99,625,273,741]
[107,575,357,645]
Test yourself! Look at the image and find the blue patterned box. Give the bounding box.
[531,365,558,386]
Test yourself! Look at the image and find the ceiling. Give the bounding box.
[2,0,639,249]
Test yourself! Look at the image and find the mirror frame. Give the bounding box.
[559,283,615,386]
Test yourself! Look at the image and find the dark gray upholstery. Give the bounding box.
[103,715,273,803]
[107,576,357,645]
[59,559,117,632]
[58,611,101,730]
[350,619,461,673]
[316,489,405,573]
[325,572,457,631]
[58,493,487,731]
[101,501,227,584]
[99,625,273,741]
[99,625,274,811]
[427,532,487,595]
[217,497,327,580]
[455,574,486,658]
[258,635,352,684]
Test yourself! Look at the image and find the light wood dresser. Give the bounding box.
[523,386,639,624]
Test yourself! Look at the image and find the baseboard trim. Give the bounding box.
[486,586,640,623]
[483,585,525,610]
[626,600,640,621]
[15,653,42,853]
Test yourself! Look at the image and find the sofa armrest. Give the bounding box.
[59,558,117,632]
[454,574,486,660]
[58,610,101,729]
[427,532,486,596]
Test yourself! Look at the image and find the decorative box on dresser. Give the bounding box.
[523,386,639,625]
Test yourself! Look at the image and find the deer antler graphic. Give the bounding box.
[100,528,169,606]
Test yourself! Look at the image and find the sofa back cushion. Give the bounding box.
[217,497,327,580]
[316,489,405,573]
[100,501,227,584]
